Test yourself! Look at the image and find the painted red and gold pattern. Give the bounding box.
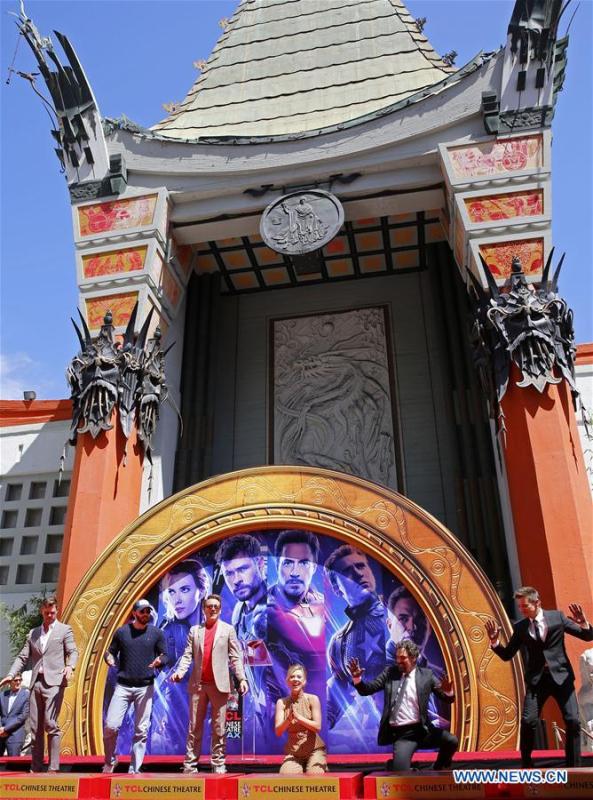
[160,264,181,307]
[479,238,544,279]
[465,189,544,223]
[82,246,147,278]
[454,208,465,268]
[85,293,138,330]
[449,135,543,179]
[78,195,157,236]
[174,244,193,278]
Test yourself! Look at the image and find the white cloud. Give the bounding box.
[0,352,64,400]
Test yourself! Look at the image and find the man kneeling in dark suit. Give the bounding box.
[486,585,593,767]
[348,640,457,770]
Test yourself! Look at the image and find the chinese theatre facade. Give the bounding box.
[10,0,592,758]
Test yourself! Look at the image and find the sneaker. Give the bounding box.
[128,768,140,774]
[183,766,198,774]
[212,765,227,774]
[102,760,118,774]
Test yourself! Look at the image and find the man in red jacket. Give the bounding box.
[172,594,248,774]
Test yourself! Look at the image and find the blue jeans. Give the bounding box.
[104,683,154,772]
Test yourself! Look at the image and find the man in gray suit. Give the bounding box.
[171,593,248,774]
[1,596,78,772]
[0,675,30,756]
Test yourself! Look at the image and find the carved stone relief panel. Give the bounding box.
[271,307,400,489]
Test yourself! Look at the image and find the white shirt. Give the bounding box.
[390,668,420,727]
[7,691,18,712]
[39,621,56,653]
[529,609,547,642]
[490,609,546,649]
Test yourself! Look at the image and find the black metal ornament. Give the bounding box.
[469,250,583,437]
[66,304,173,466]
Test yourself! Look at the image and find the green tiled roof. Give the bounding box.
[152,0,456,139]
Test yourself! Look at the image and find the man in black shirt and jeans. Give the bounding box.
[103,599,168,773]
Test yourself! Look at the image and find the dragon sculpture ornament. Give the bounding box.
[469,250,585,437]
[66,305,174,466]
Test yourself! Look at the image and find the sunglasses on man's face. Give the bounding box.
[136,609,152,615]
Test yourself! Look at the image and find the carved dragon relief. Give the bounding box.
[272,308,399,489]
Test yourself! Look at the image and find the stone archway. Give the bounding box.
[60,466,522,754]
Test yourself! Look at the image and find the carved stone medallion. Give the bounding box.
[260,189,344,255]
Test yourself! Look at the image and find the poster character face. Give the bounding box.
[160,560,209,622]
[278,542,317,600]
[332,552,376,606]
[221,555,265,602]
[164,573,201,620]
[387,594,429,651]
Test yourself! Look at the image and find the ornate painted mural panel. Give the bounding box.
[479,238,544,279]
[160,262,181,308]
[271,307,398,488]
[85,292,138,329]
[77,195,157,236]
[81,246,147,279]
[464,189,544,223]
[454,208,465,269]
[449,135,543,179]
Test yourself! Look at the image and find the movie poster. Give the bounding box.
[104,529,449,756]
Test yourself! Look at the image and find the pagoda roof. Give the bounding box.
[152,0,457,140]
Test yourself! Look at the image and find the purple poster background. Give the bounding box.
[104,528,449,756]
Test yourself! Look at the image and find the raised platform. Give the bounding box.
[0,753,591,800]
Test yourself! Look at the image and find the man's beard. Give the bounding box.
[281,580,307,600]
[236,579,264,602]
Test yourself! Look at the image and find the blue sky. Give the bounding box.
[1,0,591,399]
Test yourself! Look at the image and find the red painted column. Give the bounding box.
[57,414,144,608]
[501,365,593,737]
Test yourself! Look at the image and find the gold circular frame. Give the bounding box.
[61,466,522,754]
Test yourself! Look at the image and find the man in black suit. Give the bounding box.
[0,675,30,756]
[348,639,457,770]
[486,586,593,767]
